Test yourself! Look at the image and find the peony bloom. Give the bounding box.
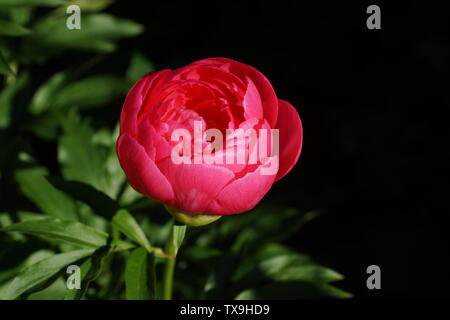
[117,58,302,224]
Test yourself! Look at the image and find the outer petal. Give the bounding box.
[275,99,303,181]
[207,162,277,215]
[117,133,174,202]
[120,70,171,137]
[157,157,235,214]
[243,76,263,120]
[136,119,172,162]
[190,57,279,127]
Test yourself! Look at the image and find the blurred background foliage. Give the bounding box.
[1,0,448,300]
[0,0,350,300]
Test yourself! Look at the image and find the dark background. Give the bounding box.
[105,1,449,299]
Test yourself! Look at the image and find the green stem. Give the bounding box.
[162,220,187,300]
[163,255,176,300]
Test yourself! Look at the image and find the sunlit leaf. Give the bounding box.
[15,166,78,221]
[110,238,136,252]
[229,243,345,299]
[52,75,127,110]
[1,217,108,248]
[125,248,155,300]
[0,212,26,242]
[237,254,343,287]
[0,249,94,300]
[28,278,67,300]
[112,209,151,251]
[0,250,53,284]
[165,223,186,257]
[232,243,307,281]
[22,13,143,60]
[120,184,147,207]
[58,110,110,196]
[94,123,126,201]
[29,71,69,115]
[17,211,47,221]
[64,246,110,300]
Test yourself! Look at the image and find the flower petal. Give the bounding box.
[191,57,279,127]
[243,76,263,120]
[117,133,174,202]
[136,119,172,162]
[207,162,277,215]
[157,157,235,214]
[275,99,303,181]
[120,70,171,137]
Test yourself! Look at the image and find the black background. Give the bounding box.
[109,1,448,299]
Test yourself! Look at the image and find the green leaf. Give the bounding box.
[0,249,94,300]
[47,178,119,220]
[0,0,64,8]
[0,72,29,129]
[29,71,69,115]
[9,7,32,25]
[242,254,343,285]
[23,13,143,59]
[167,224,186,256]
[120,184,148,207]
[110,238,136,252]
[1,217,108,248]
[0,19,30,36]
[28,278,67,300]
[57,112,123,199]
[0,49,15,77]
[112,209,152,251]
[126,51,154,83]
[0,250,53,283]
[56,0,113,13]
[201,206,320,253]
[52,75,127,110]
[17,211,46,221]
[0,212,26,242]
[125,248,155,300]
[24,110,60,140]
[183,245,222,261]
[260,256,343,283]
[58,110,111,196]
[232,243,299,281]
[15,166,78,220]
[232,243,343,296]
[64,246,110,300]
[234,282,352,300]
[94,123,126,200]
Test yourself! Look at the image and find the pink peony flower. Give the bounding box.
[117,57,302,221]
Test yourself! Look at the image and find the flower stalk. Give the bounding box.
[162,220,186,300]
